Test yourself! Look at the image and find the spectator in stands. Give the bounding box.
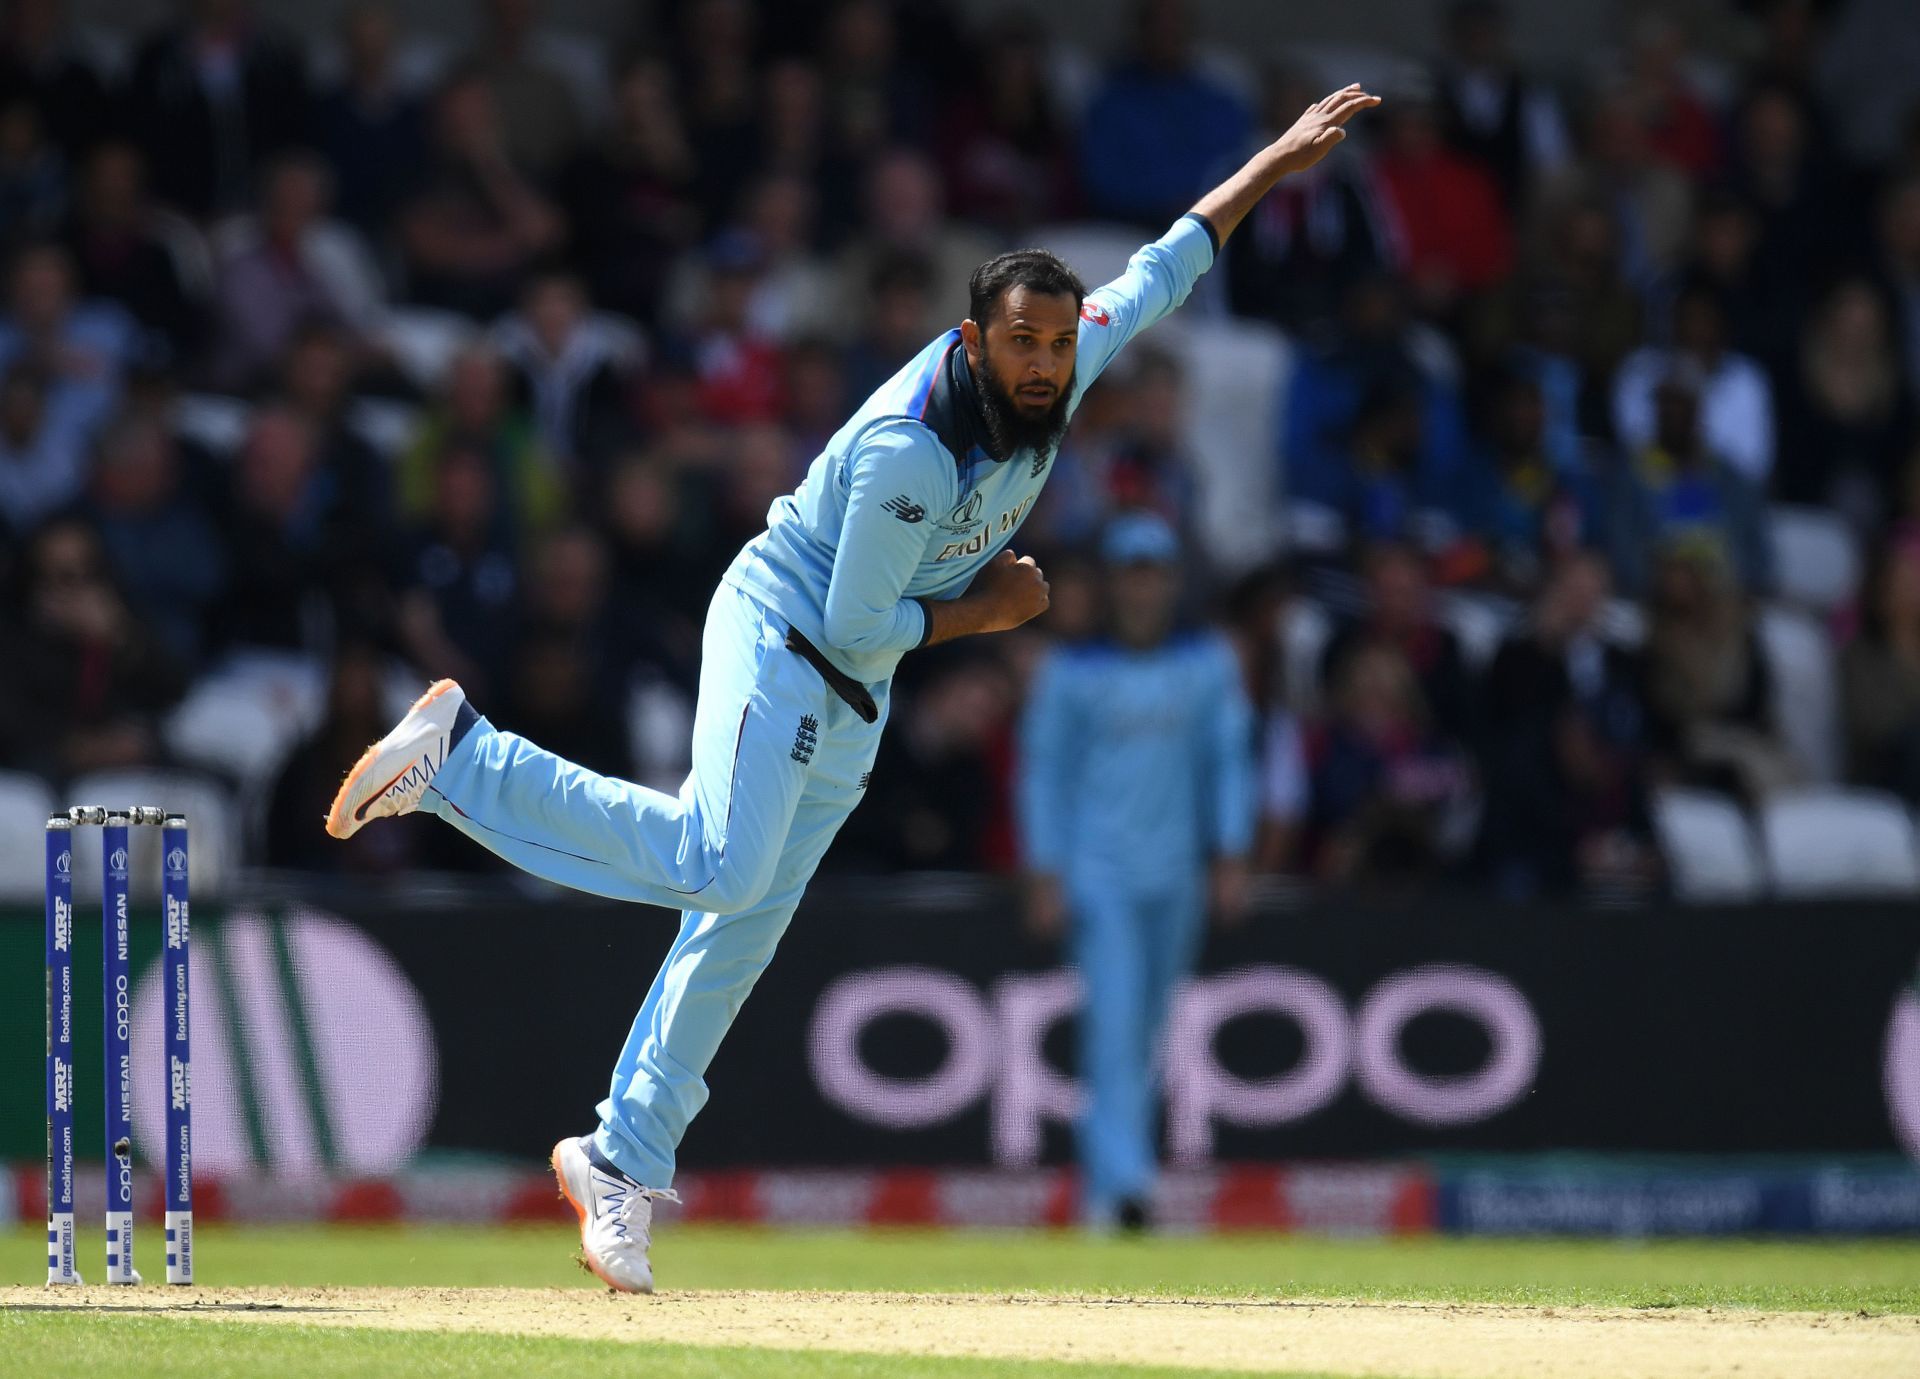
[81,411,225,665]
[729,172,837,343]
[1641,538,1798,802]
[0,514,185,779]
[493,270,639,471]
[1222,562,1308,874]
[1464,366,1602,592]
[1018,513,1254,1230]
[401,66,565,319]
[672,232,787,426]
[278,321,389,538]
[1536,82,1692,296]
[1613,279,1776,487]
[394,441,518,700]
[57,143,210,367]
[1100,346,1204,550]
[1307,636,1473,886]
[207,152,385,391]
[1224,63,1401,335]
[1433,0,1570,204]
[840,250,935,404]
[1322,542,1478,744]
[1372,85,1515,320]
[676,0,759,226]
[0,94,65,234]
[310,2,429,241]
[1469,198,1640,450]
[936,12,1077,232]
[1777,278,1914,528]
[1623,13,1723,179]
[1728,82,1864,309]
[597,449,708,686]
[816,0,933,163]
[1079,0,1250,229]
[123,0,310,219]
[0,0,111,159]
[213,405,335,654]
[0,359,88,531]
[1324,375,1431,545]
[839,645,1016,872]
[1283,275,1472,517]
[1678,189,1801,377]
[834,149,993,346]
[0,241,139,441]
[1480,550,1652,897]
[1605,366,1772,595]
[266,641,429,872]
[471,0,584,182]
[561,54,699,329]
[506,525,632,776]
[1842,528,1920,802]
[397,344,562,552]
[781,334,849,464]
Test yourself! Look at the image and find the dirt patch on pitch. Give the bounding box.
[6,1286,1920,1377]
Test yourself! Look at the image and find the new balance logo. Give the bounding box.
[791,715,819,765]
[1030,451,1051,479]
[858,771,872,790]
[882,495,925,523]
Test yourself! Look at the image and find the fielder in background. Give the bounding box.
[324,84,1379,1290]
[1019,513,1256,1230]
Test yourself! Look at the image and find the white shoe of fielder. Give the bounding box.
[324,679,466,840]
[552,1135,679,1294]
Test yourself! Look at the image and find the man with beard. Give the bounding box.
[323,83,1379,1291]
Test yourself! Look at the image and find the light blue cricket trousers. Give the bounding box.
[423,583,888,1187]
[1068,876,1206,1222]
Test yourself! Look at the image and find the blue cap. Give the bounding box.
[1102,511,1179,565]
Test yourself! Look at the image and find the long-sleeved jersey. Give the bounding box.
[724,213,1218,684]
[1017,631,1257,885]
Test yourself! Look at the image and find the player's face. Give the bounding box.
[981,287,1078,413]
[966,286,1078,455]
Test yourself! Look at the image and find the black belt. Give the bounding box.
[784,627,879,723]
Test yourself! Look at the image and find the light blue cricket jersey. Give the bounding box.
[723,213,1219,684]
[1017,633,1257,885]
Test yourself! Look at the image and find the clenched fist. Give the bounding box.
[971,550,1051,632]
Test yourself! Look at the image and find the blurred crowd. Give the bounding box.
[4,0,1920,897]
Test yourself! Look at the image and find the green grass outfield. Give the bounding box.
[4,1225,1920,1379]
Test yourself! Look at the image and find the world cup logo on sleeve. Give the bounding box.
[109,846,129,875]
[165,847,187,878]
[55,847,70,876]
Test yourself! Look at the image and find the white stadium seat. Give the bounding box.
[1167,316,1290,573]
[1281,597,1333,715]
[162,656,324,799]
[1768,504,1861,613]
[66,772,242,899]
[0,772,57,900]
[1760,787,1920,897]
[1651,787,1764,902]
[1438,592,1519,671]
[1030,221,1146,289]
[1758,604,1841,783]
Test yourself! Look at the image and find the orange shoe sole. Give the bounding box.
[323,679,460,840]
[551,1140,642,1293]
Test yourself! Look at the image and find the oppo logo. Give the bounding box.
[809,964,1541,1163]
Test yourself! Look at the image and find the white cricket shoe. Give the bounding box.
[551,1135,679,1294]
[324,679,466,840]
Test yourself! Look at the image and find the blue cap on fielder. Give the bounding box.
[1102,511,1180,566]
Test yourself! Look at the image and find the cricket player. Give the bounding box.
[1019,512,1256,1230]
[325,83,1379,1291]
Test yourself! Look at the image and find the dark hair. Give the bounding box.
[967,249,1085,327]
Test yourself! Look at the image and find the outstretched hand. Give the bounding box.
[1270,84,1382,176]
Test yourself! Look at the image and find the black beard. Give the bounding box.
[976,345,1074,460]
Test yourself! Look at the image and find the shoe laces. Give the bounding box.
[600,1178,682,1245]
